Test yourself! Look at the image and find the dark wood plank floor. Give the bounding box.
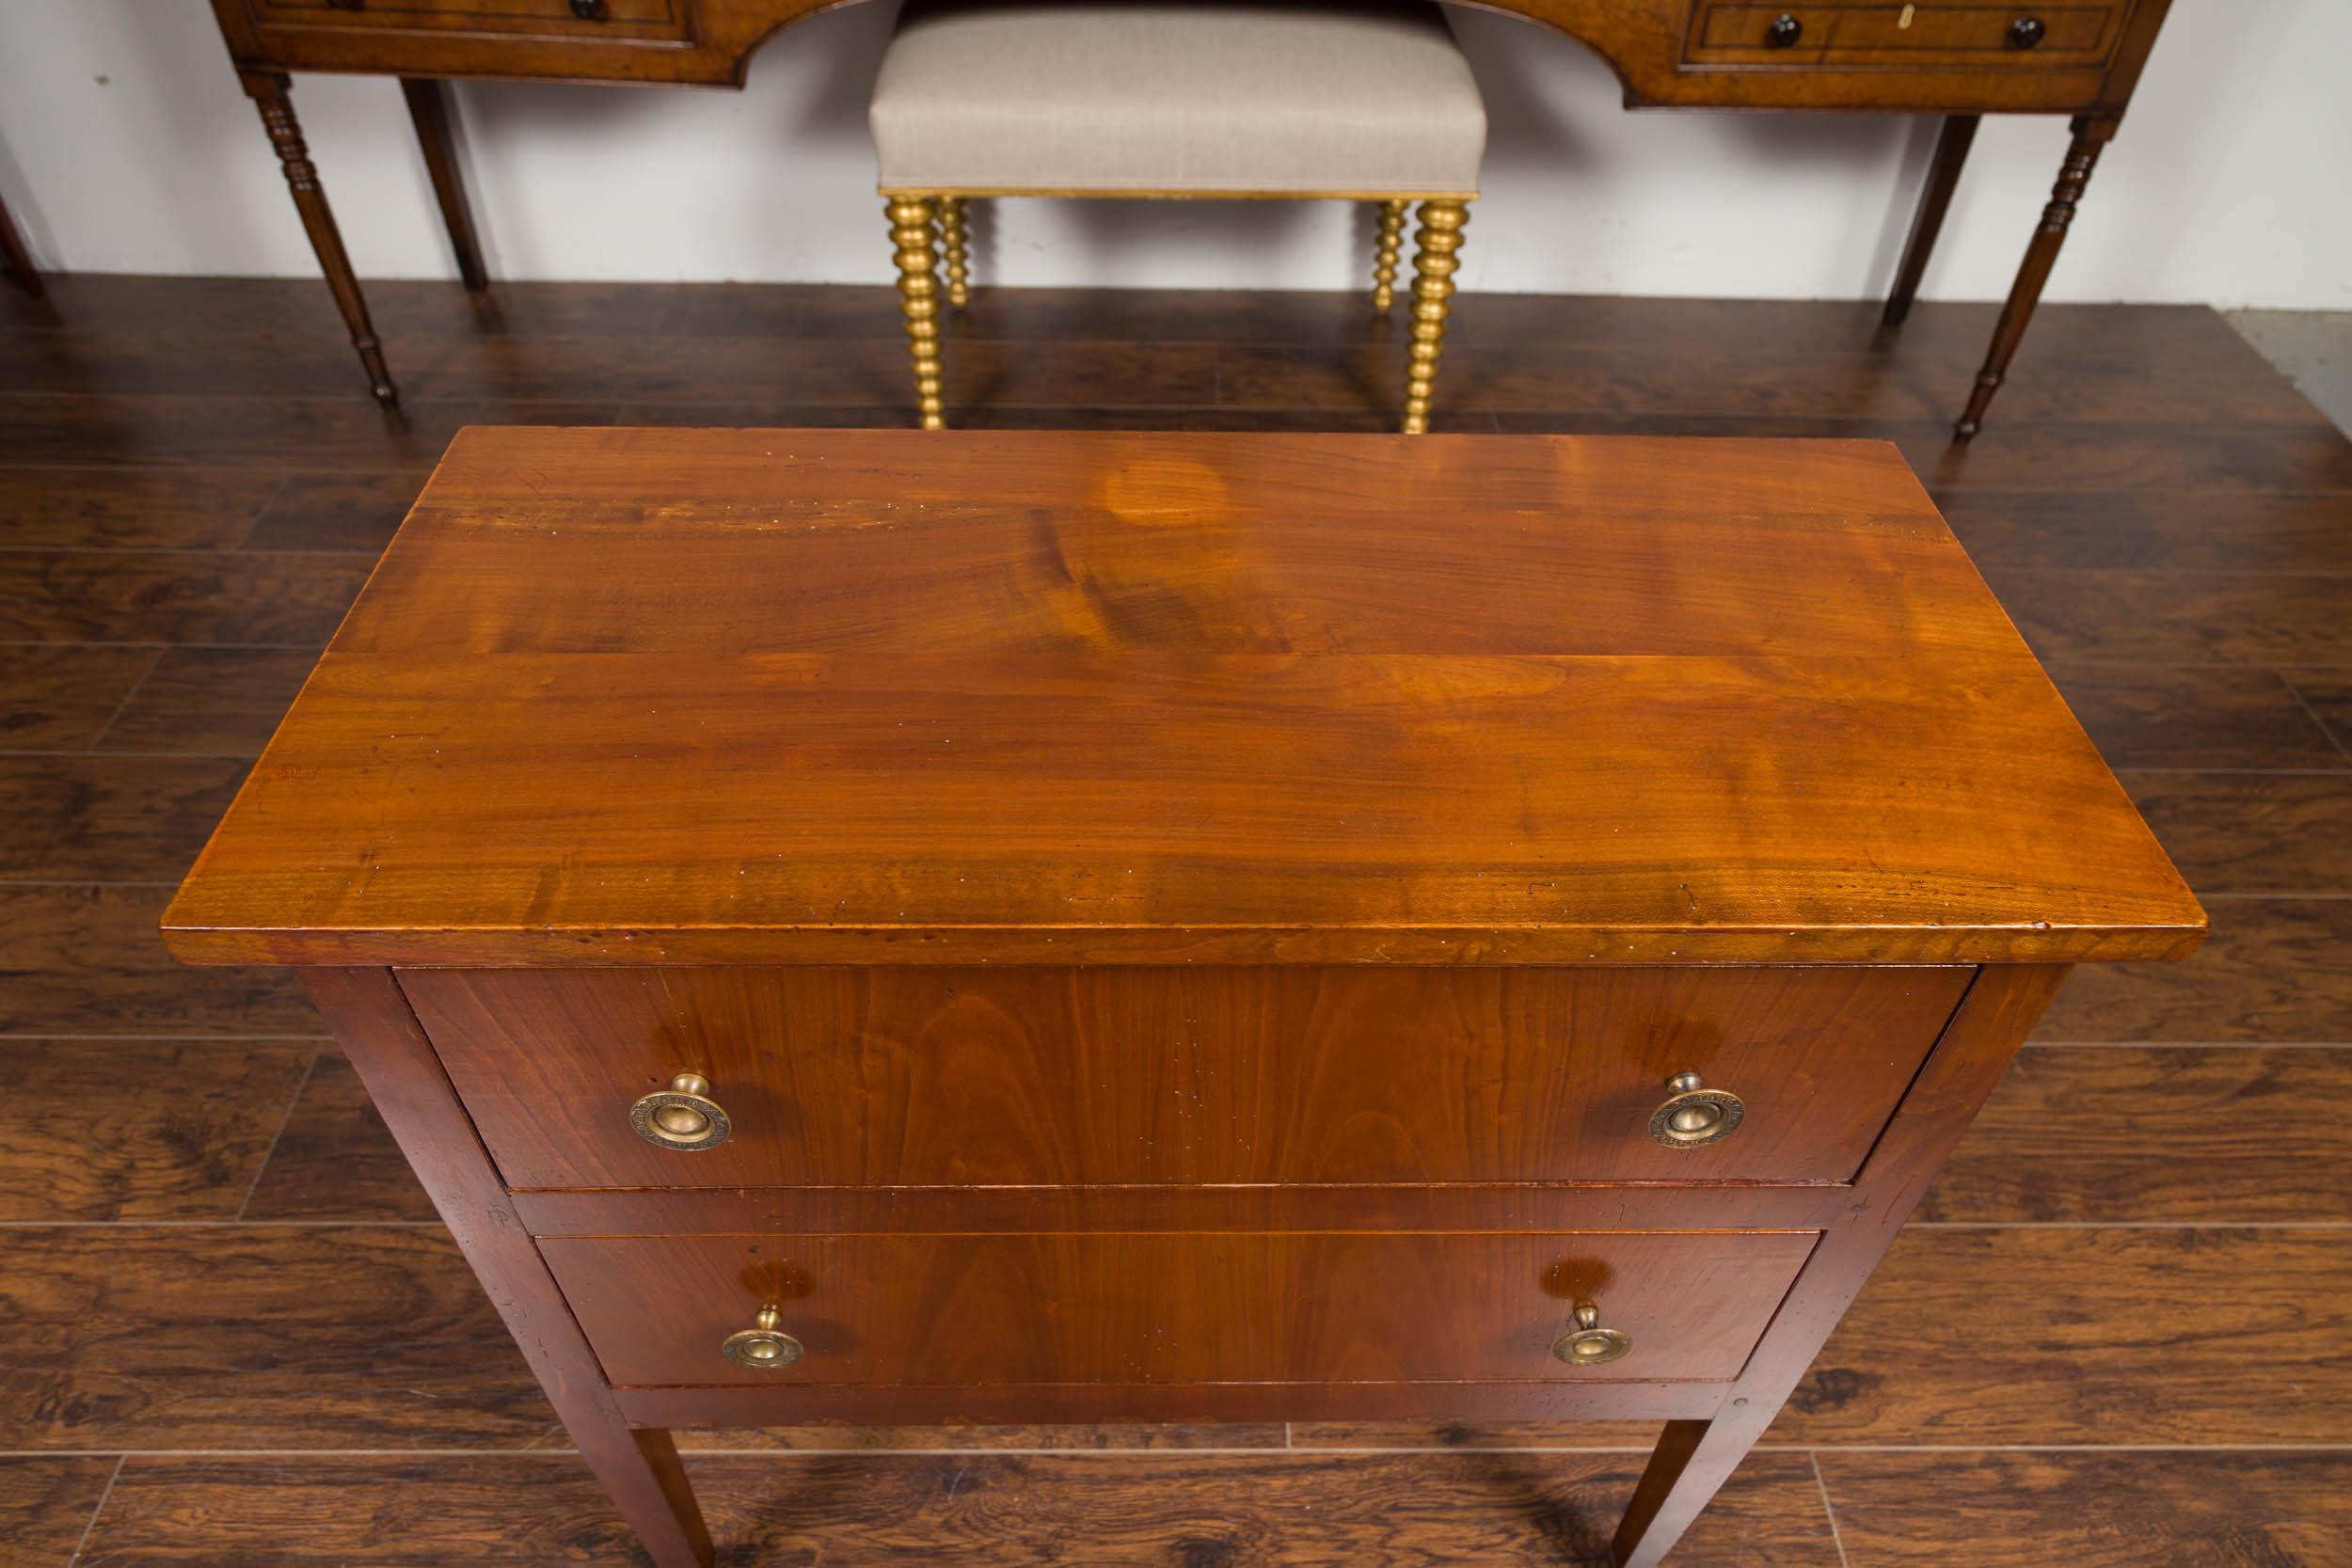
[3,275,2349,1566]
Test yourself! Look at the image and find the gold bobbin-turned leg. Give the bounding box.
[939,197,972,309]
[1401,198,1468,435]
[885,196,946,429]
[1371,198,1406,310]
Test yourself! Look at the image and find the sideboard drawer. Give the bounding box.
[406,965,1970,1190]
[1687,3,2124,66]
[541,1228,1817,1387]
[246,0,689,44]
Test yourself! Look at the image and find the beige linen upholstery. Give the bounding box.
[871,1,1486,195]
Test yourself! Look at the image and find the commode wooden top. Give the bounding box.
[161,426,2201,969]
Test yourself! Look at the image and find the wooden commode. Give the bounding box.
[164,427,2204,1566]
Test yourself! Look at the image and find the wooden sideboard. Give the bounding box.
[206,0,2175,438]
[165,426,2204,1566]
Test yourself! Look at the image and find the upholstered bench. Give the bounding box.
[868,0,1487,431]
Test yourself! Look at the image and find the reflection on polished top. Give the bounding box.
[161,426,2203,970]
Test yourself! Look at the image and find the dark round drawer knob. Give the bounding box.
[2008,15,2046,47]
[570,0,609,20]
[1766,13,1804,47]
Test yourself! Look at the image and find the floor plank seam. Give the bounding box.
[2285,678,2352,768]
[2029,1039,2352,1049]
[63,1453,122,1568]
[0,1034,338,1042]
[0,750,277,762]
[12,1440,2351,1460]
[1906,1220,2352,1230]
[1809,1450,1854,1568]
[233,472,297,552]
[0,1219,451,1230]
[81,645,162,756]
[233,1046,320,1223]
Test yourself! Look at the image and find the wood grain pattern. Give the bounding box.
[1488,414,2352,495]
[237,1048,439,1222]
[1940,487,2352,573]
[0,1223,553,1449]
[1919,1044,2352,1223]
[163,427,2201,969]
[242,470,432,553]
[410,964,1966,1190]
[2042,663,2350,771]
[0,469,274,550]
[544,1230,1815,1390]
[0,754,248,881]
[1213,335,2316,425]
[0,1455,119,1568]
[0,392,624,469]
[1779,1227,2352,1444]
[2287,673,2352,763]
[79,1449,1844,1566]
[2035,898,2352,1041]
[2121,773,2352,893]
[93,647,319,758]
[1816,1449,2352,1568]
[0,548,371,645]
[1986,566,2352,665]
[0,884,317,1037]
[0,1038,316,1221]
[0,644,157,752]
[409,337,1220,409]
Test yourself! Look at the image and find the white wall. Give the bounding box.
[0,0,2344,307]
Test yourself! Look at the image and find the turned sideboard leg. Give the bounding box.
[1611,964,2070,1567]
[400,77,491,293]
[302,968,716,1568]
[240,71,399,405]
[1952,114,2116,442]
[1882,114,1979,327]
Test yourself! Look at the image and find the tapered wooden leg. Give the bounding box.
[1611,965,2069,1567]
[304,970,714,1568]
[241,71,397,405]
[886,196,946,429]
[1953,115,2115,442]
[1401,198,1467,435]
[1882,114,1979,326]
[400,77,490,293]
[0,190,43,298]
[939,196,971,309]
[1371,198,1406,310]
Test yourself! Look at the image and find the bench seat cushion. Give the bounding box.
[871,1,1486,196]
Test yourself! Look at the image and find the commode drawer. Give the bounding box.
[1686,3,2125,67]
[246,0,689,44]
[406,964,1971,1189]
[540,1228,1818,1388]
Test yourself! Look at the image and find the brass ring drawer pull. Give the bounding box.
[628,1071,732,1151]
[1647,1071,1744,1148]
[722,1305,803,1370]
[1553,1302,1631,1367]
